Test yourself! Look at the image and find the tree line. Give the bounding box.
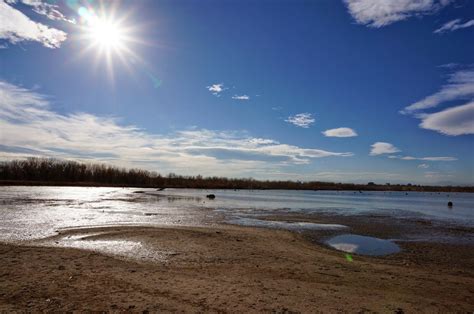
[0,158,472,192]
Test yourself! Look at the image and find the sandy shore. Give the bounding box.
[1,222,473,312]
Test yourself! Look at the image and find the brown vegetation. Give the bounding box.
[0,158,472,192]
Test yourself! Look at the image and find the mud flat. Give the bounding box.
[0,223,473,312]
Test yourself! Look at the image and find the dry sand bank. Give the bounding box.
[0,224,473,312]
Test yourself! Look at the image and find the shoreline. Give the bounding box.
[1,182,473,193]
[1,223,473,312]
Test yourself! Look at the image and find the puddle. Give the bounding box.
[228,217,348,231]
[325,234,400,256]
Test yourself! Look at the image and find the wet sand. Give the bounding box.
[1,222,473,312]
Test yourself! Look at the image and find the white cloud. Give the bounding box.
[434,19,474,33]
[370,142,400,155]
[343,0,452,28]
[232,95,250,100]
[418,163,430,169]
[419,101,474,135]
[322,127,357,137]
[0,0,67,48]
[206,83,226,96]
[0,80,353,177]
[402,69,474,114]
[285,113,315,128]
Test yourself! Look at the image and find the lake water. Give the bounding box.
[0,186,473,244]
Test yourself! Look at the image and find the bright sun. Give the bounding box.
[89,18,124,50]
[78,6,133,55]
[76,5,144,82]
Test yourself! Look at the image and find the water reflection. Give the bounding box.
[46,231,174,262]
[326,234,401,256]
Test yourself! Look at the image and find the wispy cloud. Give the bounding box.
[285,113,315,128]
[424,171,454,180]
[19,0,74,23]
[401,69,474,114]
[0,80,353,177]
[437,63,460,69]
[434,19,474,33]
[400,69,474,136]
[389,155,457,161]
[322,127,357,138]
[418,163,430,169]
[343,0,451,28]
[0,0,67,48]
[419,101,474,135]
[312,171,402,183]
[370,142,400,156]
[206,83,226,97]
[232,95,250,100]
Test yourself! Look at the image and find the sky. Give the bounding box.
[0,0,473,185]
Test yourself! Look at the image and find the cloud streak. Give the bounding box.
[389,155,457,161]
[0,0,67,48]
[232,95,250,100]
[0,80,353,177]
[402,69,474,114]
[434,19,474,33]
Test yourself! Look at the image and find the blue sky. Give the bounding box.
[0,0,473,185]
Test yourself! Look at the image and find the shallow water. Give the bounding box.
[149,188,474,224]
[0,186,215,242]
[0,186,473,244]
[228,217,348,231]
[326,234,401,256]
